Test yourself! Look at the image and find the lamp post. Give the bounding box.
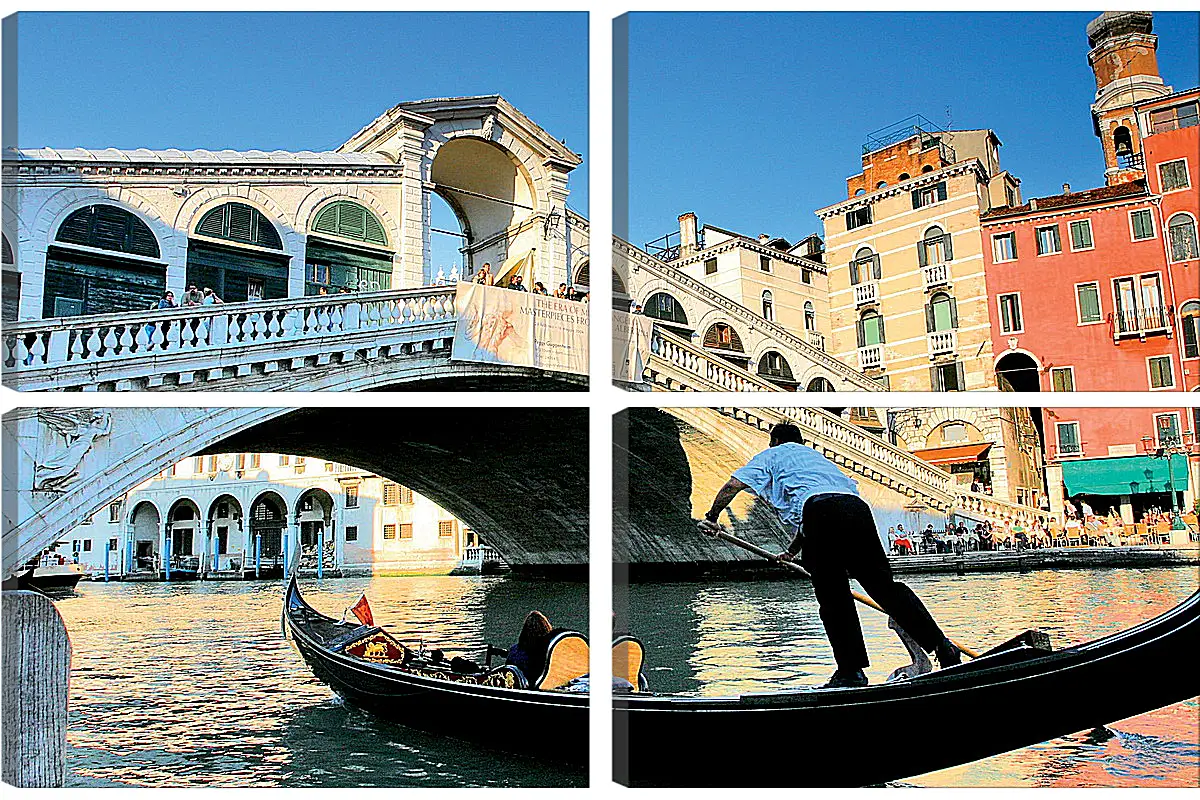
[1140,430,1193,532]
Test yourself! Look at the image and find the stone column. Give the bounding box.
[1119,495,1135,525]
[541,158,574,289]
[397,118,434,288]
[1044,463,1066,516]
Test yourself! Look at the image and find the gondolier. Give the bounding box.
[698,422,962,688]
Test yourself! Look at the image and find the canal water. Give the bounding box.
[53,576,588,788]
[621,566,1199,787]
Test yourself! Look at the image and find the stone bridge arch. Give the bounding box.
[3,406,587,576]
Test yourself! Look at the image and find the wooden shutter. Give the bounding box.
[936,182,948,202]
[912,190,921,210]
[930,366,942,391]
[949,298,959,328]
[877,315,887,343]
[925,302,935,333]
[918,238,928,267]
[849,260,859,285]
[955,361,966,390]
[872,255,882,281]
[197,207,226,237]
[943,233,953,261]
[856,317,866,348]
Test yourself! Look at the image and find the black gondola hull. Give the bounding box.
[614,590,1200,787]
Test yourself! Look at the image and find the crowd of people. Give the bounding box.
[151,285,224,310]
[470,262,588,302]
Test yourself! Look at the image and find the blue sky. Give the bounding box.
[624,11,1199,246]
[15,11,588,270]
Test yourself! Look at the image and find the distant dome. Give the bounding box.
[1087,11,1153,48]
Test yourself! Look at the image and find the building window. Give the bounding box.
[294,456,306,475]
[306,263,332,287]
[1159,159,1190,192]
[193,456,204,475]
[250,453,261,469]
[438,520,455,538]
[931,361,966,392]
[991,232,1017,262]
[912,182,947,209]
[1130,209,1155,241]
[278,455,290,466]
[382,482,399,506]
[1035,225,1062,256]
[1113,274,1167,334]
[850,247,880,285]
[942,423,967,443]
[383,524,396,540]
[195,202,282,249]
[83,539,92,552]
[846,206,873,230]
[1149,101,1199,134]
[400,486,414,504]
[1147,355,1175,389]
[207,455,218,474]
[803,301,816,331]
[1068,219,1094,251]
[108,501,121,523]
[761,290,774,322]
[645,292,689,326]
[1181,301,1200,358]
[1154,413,1182,447]
[1056,422,1082,457]
[109,538,118,552]
[345,485,359,508]
[856,310,885,347]
[312,200,389,246]
[759,255,771,272]
[704,258,717,276]
[344,525,358,542]
[399,523,413,539]
[918,225,953,266]
[998,293,1023,334]
[1167,214,1199,262]
[1050,366,1076,392]
[1075,282,1102,324]
[925,292,957,332]
[801,268,812,284]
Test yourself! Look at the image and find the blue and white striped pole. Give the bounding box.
[213,532,220,574]
[255,533,262,579]
[282,530,290,577]
[104,545,110,582]
[164,537,172,581]
[126,540,134,578]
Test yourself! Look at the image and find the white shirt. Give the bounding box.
[732,442,859,530]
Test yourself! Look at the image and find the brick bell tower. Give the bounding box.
[1086,11,1172,185]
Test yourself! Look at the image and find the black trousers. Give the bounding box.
[799,494,947,671]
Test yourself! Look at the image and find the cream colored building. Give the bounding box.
[816,121,1022,391]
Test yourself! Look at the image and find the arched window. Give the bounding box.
[918,225,953,266]
[761,290,775,322]
[44,204,164,317]
[757,351,794,383]
[1167,214,1198,262]
[921,164,935,173]
[855,188,866,196]
[1113,125,1133,156]
[898,173,911,181]
[807,376,836,392]
[926,292,958,332]
[2,233,14,265]
[644,292,689,326]
[803,300,816,331]
[306,201,394,295]
[1182,300,1200,359]
[188,203,289,303]
[850,247,880,285]
[1,233,15,323]
[703,322,744,353]
[857,309,885,347]
[876,181,888,189]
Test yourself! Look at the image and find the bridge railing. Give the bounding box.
[649,326,778,392]
[3,286,457,387]
[953,490,1054,526]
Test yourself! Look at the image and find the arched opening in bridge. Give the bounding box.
[806,376,836,392]
[45,204,163,317]
[643,291,690,336]
[187,202,289,303]
[430,191,469,283]
[2,232,18,323]
[304,200,395,294]
[430,137,536,284]
[757,350,796,390]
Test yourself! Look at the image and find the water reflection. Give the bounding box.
[55,576,586,787]
[627,567,1198,787]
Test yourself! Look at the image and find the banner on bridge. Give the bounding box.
[451,282,588,376]
[612,310,653,382]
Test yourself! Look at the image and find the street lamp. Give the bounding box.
[1140,430,1194,532]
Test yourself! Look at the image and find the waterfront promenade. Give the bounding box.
[888,544,1200,576]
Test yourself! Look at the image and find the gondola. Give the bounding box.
[282,577,588,766]
[614,588,1200,787]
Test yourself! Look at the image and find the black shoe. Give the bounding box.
[935,638,962,668]
[821,668,868,689]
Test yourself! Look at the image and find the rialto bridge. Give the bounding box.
[1,96,588,391]
[614,406,1050,573]
[3,407,589,578]
[613,236,882,393]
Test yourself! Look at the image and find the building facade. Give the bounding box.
[1,96,583,323]
[816,121,1022,391]
[58,452,472,578]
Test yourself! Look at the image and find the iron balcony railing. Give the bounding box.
[1112,305,1171,338]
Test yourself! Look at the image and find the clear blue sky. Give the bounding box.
[624,11,1199,247]
[15,12,588,271]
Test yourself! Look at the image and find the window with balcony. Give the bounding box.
[1051,366,1076,392]
[912,181,947,209]
[925,292,958,333]
[1069,219,1094,251]
[918,225,953,268]
[992,232,1017,262]
[1159,159,1190,192]
[1076,282,1102,324]
[1130,209,1155,241]
[846,206,873,230]
[803,301,816,331]
[1182,301,1199,358]
[857,310,885,354]
[1056,422,1082,456]
[998,293,1023,334]
[1113,273,1168,336]
[930,361,966,392]
[1149,101,1199,134]
[850,247,880,286]
[1147,355,1175,389]
[1167,214,1198,262]
[761,290,775,322]
[1035,224,1062,256]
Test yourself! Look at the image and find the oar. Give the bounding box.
[709,526,981,660]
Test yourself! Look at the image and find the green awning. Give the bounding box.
[1062,454,1189,497]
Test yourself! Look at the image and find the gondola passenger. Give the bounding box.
[506,610,553,682]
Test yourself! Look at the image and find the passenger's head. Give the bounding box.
[517,610,553,650]
[769,423,804,447]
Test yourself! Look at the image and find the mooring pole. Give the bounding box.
[126,540,134,578]
[104,546,110,582]
[2,590,71,787]
[282,531,290,577]
[213,533,220,574]
[255,534,262,579]
[164,537,172,581]
[318,529,325,580]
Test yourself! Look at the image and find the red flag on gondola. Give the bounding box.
[349,593,374,626]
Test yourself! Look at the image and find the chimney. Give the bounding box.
[678,212,698,255]
[1030,198,1038,210]
[759,234,770,244]
[1062,183,1071,195]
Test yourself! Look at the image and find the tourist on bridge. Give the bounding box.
[153,290,176,310]
[473,262,493,285]
[182,284,204,306]
[507,274,528,291]
[202,287,223,305]
[532,281,549,295]
[697,423,962,688]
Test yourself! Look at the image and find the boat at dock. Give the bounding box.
[12,552,85,593]
[614,588,1200,787]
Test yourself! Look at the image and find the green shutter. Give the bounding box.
[943,233,954,261]
[1077,284,1101,323]
[55,205,160,258]
[313,201,388,246]
[195,203,282,249]
[936,182,947,202]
